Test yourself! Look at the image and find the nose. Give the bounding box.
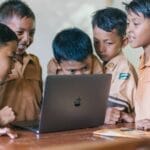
[127,23,133,34]
[75,70,82,75]
[99,43,106,53]
[95,43,105,56]
[21,32,30,45]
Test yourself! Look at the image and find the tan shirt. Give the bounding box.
[104,52,137,113]
[47,55,103,75]
[0,53,42,121]
[135,53,150,121]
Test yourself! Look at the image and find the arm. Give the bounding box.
[136,119,150,131]
[0,106,15,126]
[106,64,137,124]
[104,107,134,125]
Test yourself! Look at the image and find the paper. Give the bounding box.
[93,128,150,138]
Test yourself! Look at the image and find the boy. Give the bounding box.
[47,27,103,75]
[125,0,150,130]
[0,23,18,139]
[92,7,138,124]
[0,23,17,126]
[0,0,42,121]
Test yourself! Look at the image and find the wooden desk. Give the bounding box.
[0,123,150,150]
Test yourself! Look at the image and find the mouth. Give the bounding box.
[99,54,108,61]
[128,35,135,43]
[17,44,28,54]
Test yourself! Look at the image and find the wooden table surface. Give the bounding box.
[0,123,150,150]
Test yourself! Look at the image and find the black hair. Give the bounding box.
[52,27,93,63]
[92,7,127,37]
[124,0,150,18]
[0,0,35,23]
[0,23,18,46]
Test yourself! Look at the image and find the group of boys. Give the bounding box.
[0,0,149,133]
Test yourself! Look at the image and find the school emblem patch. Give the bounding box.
[119,73,130,80]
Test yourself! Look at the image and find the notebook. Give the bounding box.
[12,74,111,134]
[93,128,150,138]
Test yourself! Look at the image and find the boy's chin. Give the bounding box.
[129,43,140,48]
[16,49,25,55]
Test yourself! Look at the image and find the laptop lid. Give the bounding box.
[38,74,111,133]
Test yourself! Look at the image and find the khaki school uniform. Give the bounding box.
[47,55,103,75]
[104,52,137,113]
[0,53,42,121]
[135,54,150,121]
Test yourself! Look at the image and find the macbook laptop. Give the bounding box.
[12,74,111,134]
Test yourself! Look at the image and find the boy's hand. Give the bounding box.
[0,127,18,139]
[104,107,123,124]
[136,119,150,131]
[121,112,134,123]
[7,68,19,80]
[104,107,134,124]
[0,106,15,126]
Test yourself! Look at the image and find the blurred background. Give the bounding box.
[0,0,142,80]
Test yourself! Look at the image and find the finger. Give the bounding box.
[136,121,150,131]
[7,132,18,139]
[105,120,116,125]
[121,112,134,123]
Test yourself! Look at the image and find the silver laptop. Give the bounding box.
[12,74,111,134]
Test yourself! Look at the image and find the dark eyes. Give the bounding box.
[70,69,76,74]
[94,40,99,45]
[69,66,88,74]
[16,30,35,37]
[82,66,88,71]
[16,31,23,36]
[30,30,35,36]
[133,22,140,26]
[94,40,113,46]
[127,20,140,27]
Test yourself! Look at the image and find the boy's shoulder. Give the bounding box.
[115,53,137,80]
[114,52,134,70]
[26,53,40,64]
[107,52,137,75]
[106,52,137,82]
[119,54,136,72]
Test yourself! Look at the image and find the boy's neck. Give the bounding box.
[144,45,150,63]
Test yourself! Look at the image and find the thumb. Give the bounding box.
[121,112,134,123]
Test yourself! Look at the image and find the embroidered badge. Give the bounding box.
[119,73,130,80]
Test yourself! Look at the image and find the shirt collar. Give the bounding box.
[104,52,124,72]
[139,53,150,70]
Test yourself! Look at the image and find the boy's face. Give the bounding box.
[0,41,17,81]
[127,11,150,49]
[93,26,125,63]
[59,55,92,75]
[4,15,35,55]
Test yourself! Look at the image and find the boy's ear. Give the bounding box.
[48,58,62,75]
[122,36,128,48]
[53,59,61,70]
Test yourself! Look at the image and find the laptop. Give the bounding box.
[12,74,111,134]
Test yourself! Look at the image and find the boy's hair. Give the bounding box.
[0,0,35,23]
[52,28,93,63]
[125,0,150,18]
[0,23,18,46]
[92,7,127,37]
